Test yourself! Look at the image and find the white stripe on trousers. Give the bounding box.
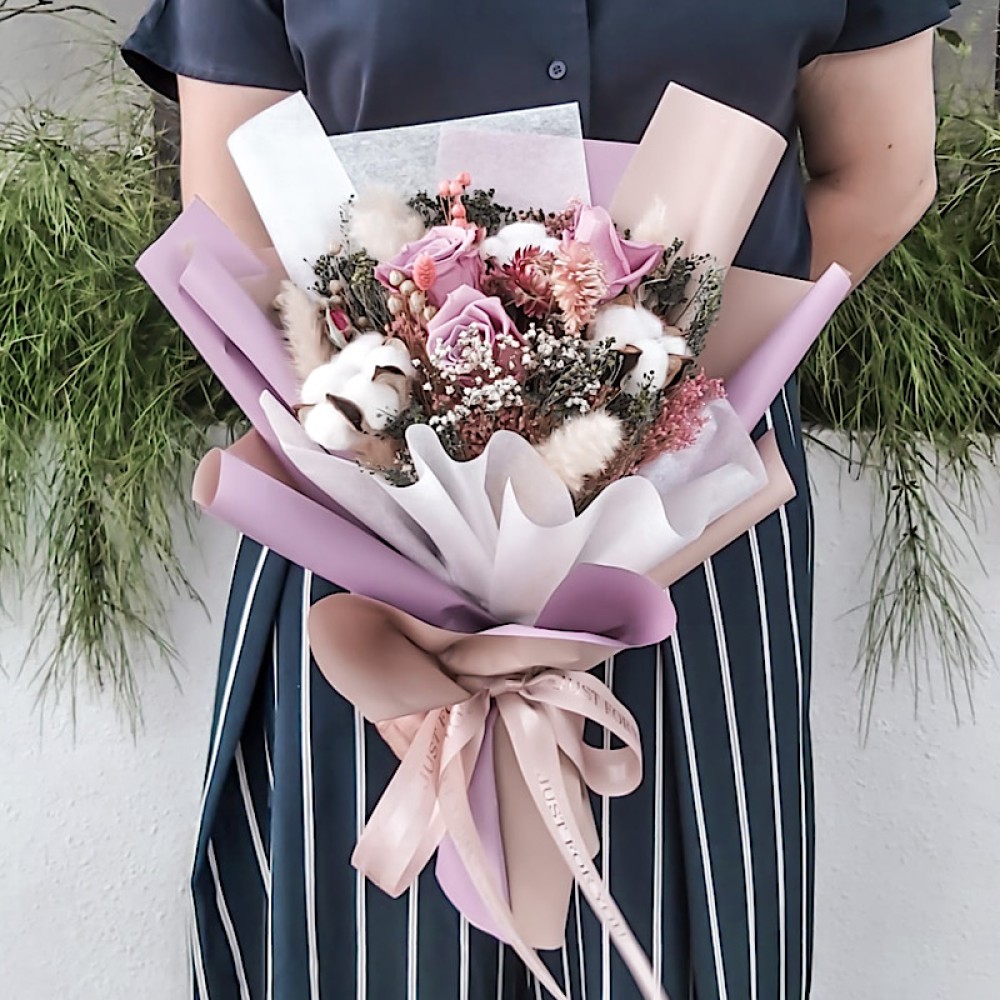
[652,644,665,985]
[197,545,269,843]
[669,631,728,1000]
[771,393,811,1000]
[208,841,252,1000]
[407,883,419,1000]
[601,657,616,1000]
[354,704,369,998]
[300,570,322,1000]
[235,743,271,893]
[704,559,758,1000]
[749,527,787,1000]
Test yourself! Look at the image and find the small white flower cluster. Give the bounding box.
[522,322,598,414]
[587,303,690,395]
[300,334,414,451]
[429,325,526,410]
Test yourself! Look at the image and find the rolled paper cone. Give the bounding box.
[698,267,815,382]
[192,436,488,631]
[136,200,300,426]
[723,264,852,432]
[609,84,787,269]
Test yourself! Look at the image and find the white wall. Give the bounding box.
[1,447,998,1000]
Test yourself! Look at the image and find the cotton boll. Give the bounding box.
[363,338,416,380]
[621,339,672,395]
[275,280,332,381]
[301,359,350,406]
[535,411,624,495]
[480,222,560,265]
[587,303,665,348]
[302,401,364,452]
[348,187,427,263]
[340,371,406,431]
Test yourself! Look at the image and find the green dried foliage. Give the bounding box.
[800,110,1000,728]
[0,102,236,723]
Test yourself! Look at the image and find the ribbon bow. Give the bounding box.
[309,572,676,1000]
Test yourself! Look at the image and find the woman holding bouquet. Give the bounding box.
[123,2,957,998]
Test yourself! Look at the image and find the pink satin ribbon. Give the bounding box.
[349,665,668,1000]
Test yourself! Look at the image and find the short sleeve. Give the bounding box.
[828,0,961,53]
[122,0,304,101]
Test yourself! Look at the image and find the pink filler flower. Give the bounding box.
[565,204,662,301]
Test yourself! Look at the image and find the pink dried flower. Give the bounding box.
[632,371,726,469]
[551,241,607,334]
[486,246,555,319]
[412,253,437,292]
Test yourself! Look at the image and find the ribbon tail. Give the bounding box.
[352,710,449,896]
[499,698,671,1000]
[437,762,571,1000]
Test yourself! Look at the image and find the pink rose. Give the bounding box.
[566,204,662,301]
[426,287,526,383]
[376,225,485,307]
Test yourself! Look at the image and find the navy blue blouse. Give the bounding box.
[124,0,958,281]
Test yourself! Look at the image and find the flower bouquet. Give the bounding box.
[136,85,850,1000]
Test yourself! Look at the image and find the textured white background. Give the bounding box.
[2,4,999,999]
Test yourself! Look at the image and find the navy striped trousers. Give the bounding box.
[190,383,815,999]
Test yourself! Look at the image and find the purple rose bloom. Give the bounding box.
[375,225,485,307]
[426,287,526,383]
[566,204,663,301]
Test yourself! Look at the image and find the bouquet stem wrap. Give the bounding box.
[308,565,677,1000]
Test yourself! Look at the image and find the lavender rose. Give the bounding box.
[376,225,485,307]
[426,287,526,383]
[566,204,663,301]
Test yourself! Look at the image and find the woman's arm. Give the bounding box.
[797,30,939,284]
[177,76,293,250]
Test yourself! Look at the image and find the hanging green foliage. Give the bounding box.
[800,111,1000,727]
[0,102,236,721]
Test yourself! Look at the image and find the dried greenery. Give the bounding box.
[0,99,235,722]
[800,110,1000,728]
[0,0,107,25]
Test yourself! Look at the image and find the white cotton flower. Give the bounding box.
[630,198,673,247]
[362,340,416,380]
[348,187,426,263]
[302,401,365,452]
[298,332,413,450]
[587,302,665,348]
[588,305,692,395]
[621,339,671,396]
[480,221,560,265]
[341,371,405,431]
[300,333,386,405]
[535,411,624,495]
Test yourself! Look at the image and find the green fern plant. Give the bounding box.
[0,101,236,723]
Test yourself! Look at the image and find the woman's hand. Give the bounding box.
[797,30,939,284]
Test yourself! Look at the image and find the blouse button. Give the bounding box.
[547,59,568,81]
